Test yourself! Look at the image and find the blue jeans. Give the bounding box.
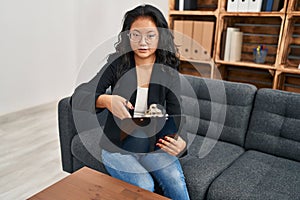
[101,130,190,200]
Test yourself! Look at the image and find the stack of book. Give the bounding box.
[227,0,283,12]
[221,27,243,62]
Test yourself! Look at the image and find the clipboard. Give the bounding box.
[119,115,185,144]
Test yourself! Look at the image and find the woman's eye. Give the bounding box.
[147,34,156,39]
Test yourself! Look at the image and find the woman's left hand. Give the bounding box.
[156,135,186,156]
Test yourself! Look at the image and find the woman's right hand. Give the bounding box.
[96,94,134,119]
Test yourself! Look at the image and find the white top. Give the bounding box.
[133,87,148,118]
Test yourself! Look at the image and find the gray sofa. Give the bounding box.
[58,75,300,200]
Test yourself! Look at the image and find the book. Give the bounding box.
[175,0,197,10]
[179,0,184,11]
[183,0,197,10]
[229,31,243,61]
[265,0,274,11]
[224,27,240,61]
[261,0,268,11]
[220,30,227,60]
[272,0,280,11]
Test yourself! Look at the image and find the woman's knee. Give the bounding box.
[131,173,155,192]
[103,162,155,192]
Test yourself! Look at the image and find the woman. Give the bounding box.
[72,4,190,200]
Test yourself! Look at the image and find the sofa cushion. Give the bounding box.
[207,150,300,200]
[180,75,257,147]
[180,134,245,200]
[245,89,300,162]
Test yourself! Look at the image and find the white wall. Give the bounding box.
[0,0,76,115]
[0,0,167,116]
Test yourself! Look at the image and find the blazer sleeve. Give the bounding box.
[165,71,181,116]
[71,60,117,114]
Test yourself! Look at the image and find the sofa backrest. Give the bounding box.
[245,88,300,162]
[180,75,257,146]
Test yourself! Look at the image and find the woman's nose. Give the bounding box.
[139,35,147,44]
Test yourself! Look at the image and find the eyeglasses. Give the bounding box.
[127,32,158,43]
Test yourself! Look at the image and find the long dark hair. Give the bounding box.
[108,4,180,78]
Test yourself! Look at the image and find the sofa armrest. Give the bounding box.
[58,97,77,173]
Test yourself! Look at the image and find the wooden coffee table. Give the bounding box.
[27,166,170,200]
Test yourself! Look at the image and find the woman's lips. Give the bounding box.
[138,48,149,52]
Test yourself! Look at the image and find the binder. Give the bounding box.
[227,0,239,12]
[238,0,249,12]
[183,0,197,10]
[229,31,243,61]
[191,21,203,60]
[224,27,240,61]
[220,30,227,60]
[175,0,197,10]
[265,0,274,11]
[173,20,184,55]
[272,0,280,11]
[191,21,214,60]
[175,0,185,10]
[181,20,194,59]
[248,0,263,12]
[261,0,268,11]
[179,0,184,11]
[201,21,214,60]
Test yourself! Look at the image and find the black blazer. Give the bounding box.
[71,55,182,153]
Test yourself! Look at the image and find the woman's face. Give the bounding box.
[129,17,159,60]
